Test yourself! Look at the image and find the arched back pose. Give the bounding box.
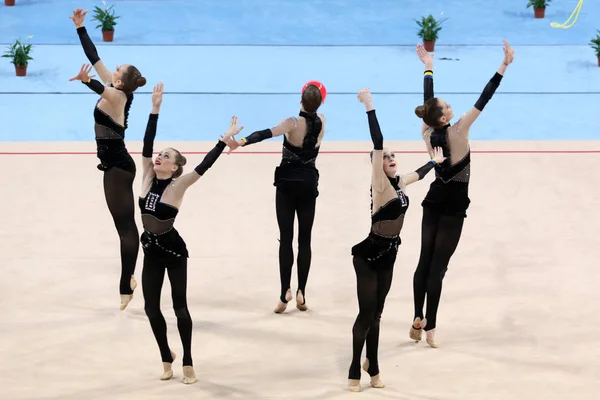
[139,83,242,384]
[69,8,147,310]
[347,88,444,392]
[410,41,514,347]
[227,82,326,313]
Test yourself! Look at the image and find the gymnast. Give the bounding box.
[138,83,242,384]
[410,41,514,347]
[227,81,326,313]
[348,88,445,392]
[69,8,147,310]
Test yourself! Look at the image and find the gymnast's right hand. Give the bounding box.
[69,8,88,28]
[357,88,372,104]
[69,64,95,82]
[152,83,164,108]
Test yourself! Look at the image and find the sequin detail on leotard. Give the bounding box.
[352,176,409,268]
[139,177,188,258]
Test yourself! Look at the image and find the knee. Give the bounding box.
[354,311,376,330]
[427,265,448,284]
[279,231,293,245]
[297,231,312,247]
[144,303,161,319]
[174,306,192,321]
[116,219,138,237]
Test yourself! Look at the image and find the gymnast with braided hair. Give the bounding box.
[348,88,445,392]
[227,81,326,313]
[138,83,242,384]
[69,8,147,310]
[409,41,514,348]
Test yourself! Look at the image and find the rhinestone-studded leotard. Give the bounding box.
[351,176,409,269]
[139,177,188,258]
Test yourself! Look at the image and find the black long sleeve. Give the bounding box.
[76,27,101,65]
[366,110,383,150]
[474,72,503,111]
[424,70,434,102]
[414,160,436,180]
[142,114,158,158]
[82,78,105,95]
[194,141,227,176]
[241,129,273,146]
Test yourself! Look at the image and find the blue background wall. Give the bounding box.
[1,0,598,141]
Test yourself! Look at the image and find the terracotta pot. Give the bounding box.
[5,0,16,6]
[15,65,27,76]
[423,40,435,52]
[534,7,545,18]
[102,30,114,42]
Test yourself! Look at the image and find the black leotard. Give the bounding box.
[273,129,321,198]
[352,176,409,267]
[139,178,188,258]
[421,131,471,217]
[94,95,136,173]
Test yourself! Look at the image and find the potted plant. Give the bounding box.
[92,2,120,42]
[590,30,600,67]
[527,0,551,19]
[415,15,445,52]
[2,37,33,77]
[5,0,16,6]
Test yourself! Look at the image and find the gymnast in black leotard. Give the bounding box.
[227,81,326,313]
[69,9,147,310]
[138,83,242,384]
[348,88,445,392]
[409,41,514,348]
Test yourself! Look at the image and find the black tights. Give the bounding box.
[413,208,465,331]
[103,167,139,295]
[349,256,394,380]
[275,188,316,303]
[142,256,193,366]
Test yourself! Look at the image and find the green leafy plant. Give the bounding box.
[92,2,120,31]
[527,0,551,8]
[415,15,446,42]
[1,37,33,67]
[590,30,600,57]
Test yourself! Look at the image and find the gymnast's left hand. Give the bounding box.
[69,63,95,82]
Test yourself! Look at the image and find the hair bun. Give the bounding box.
[136,76,147,88]
[179,155,187,166]
[414,105,426,118]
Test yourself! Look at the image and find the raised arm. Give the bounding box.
[401,147,446,185]
[173,116,244,191]
[141,83,164,178]
[69,64,125,104]
[416,43,435,133]
[70,9,113,84]
[357,89,388,193]
[457,40,514,136]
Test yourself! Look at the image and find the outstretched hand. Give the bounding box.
[69,63,95,82]
[502,40,514,65]
[152,82,164,108]
[222,116,244,154]
[431,147,446,164]
[69,8,88,28]
[416,43,434,66]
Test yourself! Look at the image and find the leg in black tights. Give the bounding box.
[103,167,139,295]
[349,256,394,380]
[142,256,193,366]
[295,193,316,300]
[275,188,295,303]
[413,208,465,331]
[275,187,317,303]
